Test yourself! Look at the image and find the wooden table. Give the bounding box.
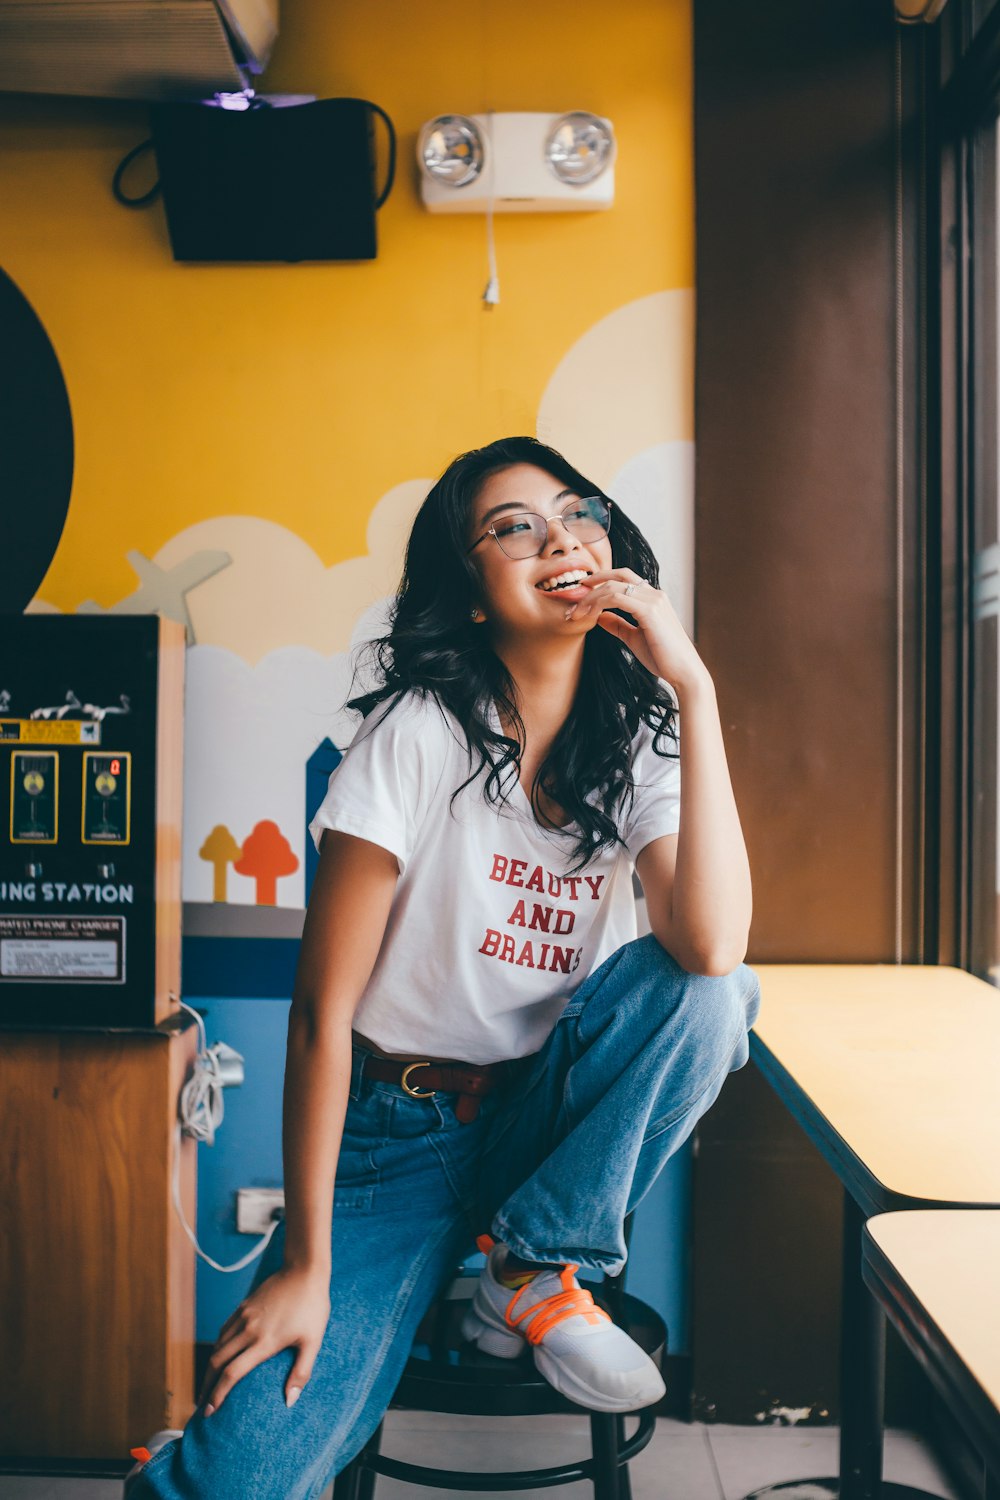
[747,964,1000,1500]
[863,1211,1000,1496]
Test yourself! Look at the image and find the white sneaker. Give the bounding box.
[460,1237,666,1413]
[123,1429,183,1496]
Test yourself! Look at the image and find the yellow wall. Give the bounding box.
[0,0,694,907]
[0,0,691,603]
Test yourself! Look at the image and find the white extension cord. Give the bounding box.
[170,998,282,1273]
[483,110,500,308]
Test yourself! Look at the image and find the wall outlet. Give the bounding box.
[236,1187,285,1235]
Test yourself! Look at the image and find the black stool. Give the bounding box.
[332,1215,666,1500]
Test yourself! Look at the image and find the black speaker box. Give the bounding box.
[149,97,380,263]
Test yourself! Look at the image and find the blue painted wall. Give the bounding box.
[188,989,693,1354]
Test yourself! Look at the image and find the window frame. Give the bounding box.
[932,0,1000,973]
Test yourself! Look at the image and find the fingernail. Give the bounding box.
[286,1386,301,1408]
[205,1404,215,1417]
[564,604,578,619]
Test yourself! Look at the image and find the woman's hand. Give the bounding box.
[197,1265,331,1416]
[566,568,706,689]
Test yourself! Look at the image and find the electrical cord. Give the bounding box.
[176,997,241,1145]
[111,139,160,207]
[304,96,396,206]
[355,99,397,209]
[171,998,282,1273]
[483,110,500,308]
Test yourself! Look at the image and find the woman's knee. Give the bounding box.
[692,959,759,1037]
[649,947,760,1063]
[728,961,761,1030]
[573,936,759,1075]
[641,932,757,1011]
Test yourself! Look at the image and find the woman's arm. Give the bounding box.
[197,828,399,1414]
[281,828,400,1271]
[571,568,752,976]
[635,669,752,975]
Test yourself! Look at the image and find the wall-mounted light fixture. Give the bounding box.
[416,110,615,214]
[418,114,486,189]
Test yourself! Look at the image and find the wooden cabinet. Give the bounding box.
[0,1015,198,1460]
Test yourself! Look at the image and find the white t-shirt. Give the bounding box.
[308,688,681,1064]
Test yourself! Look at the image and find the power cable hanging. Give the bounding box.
[483,111,500,307]
[172,998,281,1273]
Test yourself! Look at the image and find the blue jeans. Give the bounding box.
[132,935,760,1500]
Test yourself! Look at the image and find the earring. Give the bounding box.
[470,608,479,620]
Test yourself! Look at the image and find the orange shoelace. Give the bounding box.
[506,1263,611,1345]
[475,1234,611,1346]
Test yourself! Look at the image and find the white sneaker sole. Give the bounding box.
[461,1294,666,1412]
[533,1342,666,1413]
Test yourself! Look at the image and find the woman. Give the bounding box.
[128,435,758,1499]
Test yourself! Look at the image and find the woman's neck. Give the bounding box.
[491,637,584,743]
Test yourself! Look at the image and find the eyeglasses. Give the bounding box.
[466,496,612,560]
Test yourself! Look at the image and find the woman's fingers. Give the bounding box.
[573,580,649,618]
[195,1269,332,1416]
[596,613,639,642]
[197,1327,253,1408]
[284,1344,320,1409]
[594,607,661,675]
[203,1340,278,1414]
[214,1307,244,1344]
[567,582,606,617]
[205,1335,322,1416]
[582,576,696,683]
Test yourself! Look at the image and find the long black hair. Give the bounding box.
[345,435,678,874]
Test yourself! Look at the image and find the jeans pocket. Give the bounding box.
[334,1139,378,1214]
[335,1093,384,1212]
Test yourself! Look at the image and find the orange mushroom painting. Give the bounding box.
[232,820,299,906]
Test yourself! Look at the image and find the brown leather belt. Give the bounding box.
[361,1056,512,1123]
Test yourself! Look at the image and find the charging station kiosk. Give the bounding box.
[0,613,184,1031]
[0,615,198,1464]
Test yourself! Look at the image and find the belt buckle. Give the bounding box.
[400,1061,436,1099]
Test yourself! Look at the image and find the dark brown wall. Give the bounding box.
[694,0,920,965]
[691,0,928,1420]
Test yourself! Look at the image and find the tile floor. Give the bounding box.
[0,1414,963,1500]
